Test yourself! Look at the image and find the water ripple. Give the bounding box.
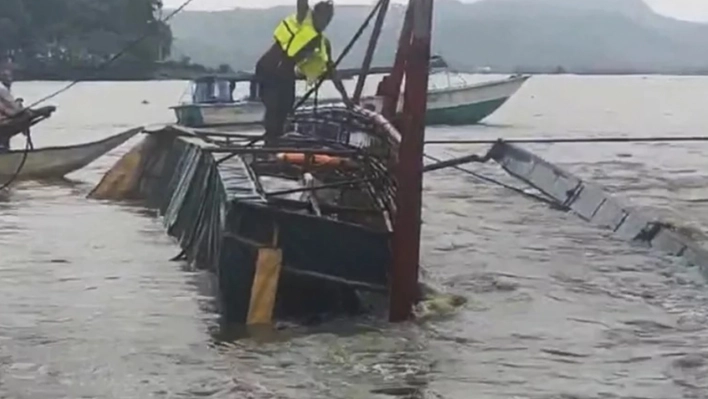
[3,77,708,398]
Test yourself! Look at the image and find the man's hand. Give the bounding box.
[297,0,309,23]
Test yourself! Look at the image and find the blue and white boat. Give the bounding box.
[171,62,530,128]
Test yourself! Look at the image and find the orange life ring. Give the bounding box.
[276,152,348,166]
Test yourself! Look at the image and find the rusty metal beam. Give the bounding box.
[353,0,391,103]
[389,0,433,323]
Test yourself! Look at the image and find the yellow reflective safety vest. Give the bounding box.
[273,11,330,84]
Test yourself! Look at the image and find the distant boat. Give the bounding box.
[414,74,530,126]
[171,61,529,128]
[171,74,263,129]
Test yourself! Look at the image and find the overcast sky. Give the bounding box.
[162,0,708,21]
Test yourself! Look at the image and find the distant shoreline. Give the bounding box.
[12,61,235,83]
[11,61,708,82]
[13,69,708,82]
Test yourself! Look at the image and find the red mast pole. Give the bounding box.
[388,0,433,322]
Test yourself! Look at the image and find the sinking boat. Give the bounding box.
[0,106,140,181]
[90,104,398,324]
[171,60,529,129]
[90,0,485,326]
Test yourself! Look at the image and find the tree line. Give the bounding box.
[0,0,174,79]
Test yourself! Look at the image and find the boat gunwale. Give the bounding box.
[289,104,402,146]
[170,102,261,110]
[426,74,531,96]
[0,126,144,156]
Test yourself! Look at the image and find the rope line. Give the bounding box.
[0,131,34,191]
[423,153,560,207]
[0,0,197,191]
[425,135,708,146]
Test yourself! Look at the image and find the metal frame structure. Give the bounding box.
[362,0,435,322]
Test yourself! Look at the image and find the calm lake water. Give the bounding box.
[2,75,708,398]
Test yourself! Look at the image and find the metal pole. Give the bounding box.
[353,0,391,103]
[388,0,433,323]
[378,3,414,120]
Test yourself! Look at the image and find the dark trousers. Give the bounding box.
[256,70,296,144]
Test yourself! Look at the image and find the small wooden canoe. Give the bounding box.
[0,126,142,180]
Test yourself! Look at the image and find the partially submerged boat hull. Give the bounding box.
[0,127,141,180]
[484,140,708,277]
[89,105,399,325]
[172,75,530,128]
[221,200,390,322]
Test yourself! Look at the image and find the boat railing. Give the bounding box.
[232,104,397,225]
[287,104,399,158]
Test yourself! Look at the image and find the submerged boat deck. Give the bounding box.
[90,104,403,324]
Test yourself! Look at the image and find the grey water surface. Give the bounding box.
[1,75,708,398]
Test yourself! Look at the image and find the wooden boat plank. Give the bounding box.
[216,155,262,199]
[163,145,202,230]
[569,184,608,221]
[590,199,628,231]
[614,212,655,241]
[227,200,390,287]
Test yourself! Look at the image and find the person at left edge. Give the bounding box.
[0,68,26,152]
[255,0,352,145]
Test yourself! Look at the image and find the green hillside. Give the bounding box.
[167,0,708,74]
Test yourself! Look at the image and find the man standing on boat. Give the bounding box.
[0,69,22,120]
[0,67,48,153]
[255,0,352,145]
[0,68,25,152]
